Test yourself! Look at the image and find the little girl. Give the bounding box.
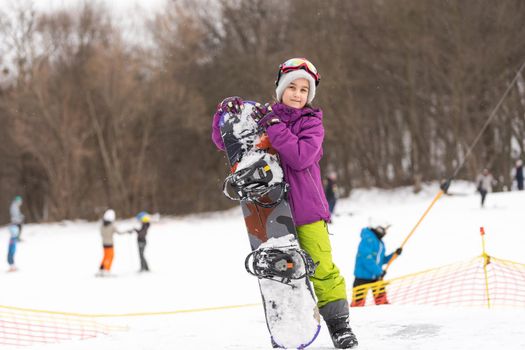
[212,58,358,349]
[131,211,151,272]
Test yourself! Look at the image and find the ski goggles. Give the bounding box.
[276,58,320,86]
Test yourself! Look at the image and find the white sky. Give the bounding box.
[0,0,168,50]
[30,0,167,14]
[0,0,168,28]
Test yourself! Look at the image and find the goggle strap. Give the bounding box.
[275,66,320,87]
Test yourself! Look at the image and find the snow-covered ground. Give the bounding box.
[1,181,525,349]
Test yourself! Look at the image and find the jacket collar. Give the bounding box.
[271,103,322,124]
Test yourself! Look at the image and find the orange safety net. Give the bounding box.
[0,306,126,347]
[351,255,525,308]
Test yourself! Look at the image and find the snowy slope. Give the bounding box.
[1,181,524,349]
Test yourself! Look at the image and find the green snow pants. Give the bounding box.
[296,220,348,309]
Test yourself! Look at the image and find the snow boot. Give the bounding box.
[373,292,390,305]
[350,298,366,307]
[326,316,358,349]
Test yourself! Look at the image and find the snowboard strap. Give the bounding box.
[245,246,317,285]
[222,158,288,208]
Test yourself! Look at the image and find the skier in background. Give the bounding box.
[351,223,402,307]
[512,160,524,190]
[324,172,338,215]
[7,224,19,272]
[9,196,24,241]
[130,211,151,272]
[97,209,125,276]
[476,168,496,208]
[212,58,358,349]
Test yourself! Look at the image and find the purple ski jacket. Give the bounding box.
[211,103,331,226]
[265,103,331,225]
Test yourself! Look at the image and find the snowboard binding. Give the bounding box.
[223,157,287,208]
[245,246,317,285]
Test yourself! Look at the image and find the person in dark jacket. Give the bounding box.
[131,211,151,272]
[476,168,496,208]
[351,224,402,307]
[513,160,524,191]
[324,172,338,215]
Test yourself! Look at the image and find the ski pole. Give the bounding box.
[384,188,445,271]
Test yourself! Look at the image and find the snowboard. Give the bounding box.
[218,101,321,349]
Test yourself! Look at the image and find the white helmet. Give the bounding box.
[103,209,116,222]
[367,217,391,231]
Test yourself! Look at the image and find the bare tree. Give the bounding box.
[1,0,525,223]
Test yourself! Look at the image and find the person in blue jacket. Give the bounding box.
[351,224,402,307]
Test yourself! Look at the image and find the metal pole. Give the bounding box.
[480,227,491,309]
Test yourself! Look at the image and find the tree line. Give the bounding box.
[1,0,525,223]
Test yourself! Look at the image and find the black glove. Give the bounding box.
[440,179,451,193]
[254,104,280,128]
[395,247,403,256]
[251,102,273,122]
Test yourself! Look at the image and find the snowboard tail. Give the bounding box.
[256,235,321,349]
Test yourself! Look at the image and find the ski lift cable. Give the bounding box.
[384,59,525,274]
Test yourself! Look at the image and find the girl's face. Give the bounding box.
[282,78,309,109]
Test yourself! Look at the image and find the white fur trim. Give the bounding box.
[275,70,316,104]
